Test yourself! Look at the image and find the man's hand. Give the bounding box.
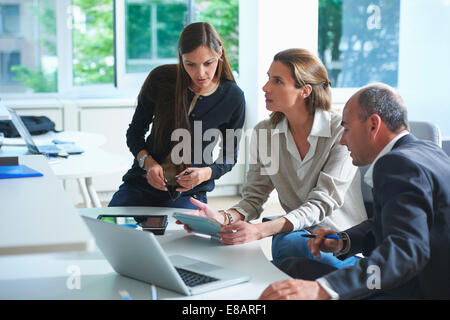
[307,228,343,259]
[259,279,331,300]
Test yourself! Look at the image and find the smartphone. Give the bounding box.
[165,171,192,201]
[97,215,168,235]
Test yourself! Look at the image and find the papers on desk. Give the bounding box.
[0,156,43,179]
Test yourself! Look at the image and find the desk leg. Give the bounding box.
[85,177,102,208]
[77,178,92,208]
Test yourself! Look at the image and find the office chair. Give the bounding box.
[361,120,442,217]
[442,139,450,157]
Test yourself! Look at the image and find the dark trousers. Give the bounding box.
[275,257,338,281]
[108,177,207,209]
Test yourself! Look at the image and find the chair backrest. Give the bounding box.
[442,139,450,157]
[360,120,442,217]
[409,121,442,147]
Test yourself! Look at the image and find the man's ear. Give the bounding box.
[368,113,382,140]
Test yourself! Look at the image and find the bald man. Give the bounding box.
[259,83,450,300]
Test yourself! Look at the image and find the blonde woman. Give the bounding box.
[179,48,367,269]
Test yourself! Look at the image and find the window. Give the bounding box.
[195,0,239,73]
[125,0,188,74]
[0,0,57,94]
[72,0,114,85]
[0,4,20,36]
[319,0,400,88]
[123,0,239,74]
[0,51,20,83]
[1,0,238,97]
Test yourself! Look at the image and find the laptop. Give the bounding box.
[6,107,84,155]
[82,216,251,296]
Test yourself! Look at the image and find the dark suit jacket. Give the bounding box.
[324,134,450,299]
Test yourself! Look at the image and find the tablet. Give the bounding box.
[96,215,168,235]
[173,212,230,239]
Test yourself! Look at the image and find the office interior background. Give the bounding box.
[1,0,449,206]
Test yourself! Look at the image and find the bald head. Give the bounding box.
[353,83,408,133]
[340,83,409,166]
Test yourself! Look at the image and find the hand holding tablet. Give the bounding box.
[173,212,231,239]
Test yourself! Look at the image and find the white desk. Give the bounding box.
[0,207,290,300]
[0,155,93,255]
[0,131,130,207]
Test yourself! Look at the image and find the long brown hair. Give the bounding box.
[270,48,331,125]
[149,22,235,158]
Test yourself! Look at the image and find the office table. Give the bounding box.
[0,155,93,255]
[0,131,130,207]
[0,207,290,300]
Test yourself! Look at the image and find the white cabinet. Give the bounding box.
[79,105,136,194]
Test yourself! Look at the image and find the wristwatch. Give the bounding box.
[138,154,148,169]
[337,232,349,254]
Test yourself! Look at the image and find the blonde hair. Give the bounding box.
[270,48,331,125]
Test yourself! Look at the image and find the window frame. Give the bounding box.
[318,0,402,105]
[1,0,196,99]
[0,3,21,36]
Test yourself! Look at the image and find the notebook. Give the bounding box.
[0,164,43,179]
[82,216,251,296]
[6,107,84,155]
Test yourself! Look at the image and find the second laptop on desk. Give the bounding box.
[6,108,84,155]
[82,216,251,296]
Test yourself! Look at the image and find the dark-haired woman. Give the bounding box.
[109,22,245,209]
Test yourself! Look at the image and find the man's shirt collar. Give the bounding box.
[364,131,410,188]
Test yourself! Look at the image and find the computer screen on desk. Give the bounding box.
[6,108,84,155]
[82,216,251,296]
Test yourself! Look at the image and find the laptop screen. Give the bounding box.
[6,108,40,153]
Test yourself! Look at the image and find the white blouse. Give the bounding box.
[231,109,367,232]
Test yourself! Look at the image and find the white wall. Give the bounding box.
[239,0,318,129]
[238,0,319,202]
[398,0,450,137]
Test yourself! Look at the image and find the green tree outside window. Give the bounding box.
[12,0,239,92]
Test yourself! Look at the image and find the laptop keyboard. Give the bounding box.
[175,267,219,287]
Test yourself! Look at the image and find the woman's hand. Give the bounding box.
[175,197,225,232]
[219,221,263,245]
[146,162,167,191]
[175,167,212,192]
